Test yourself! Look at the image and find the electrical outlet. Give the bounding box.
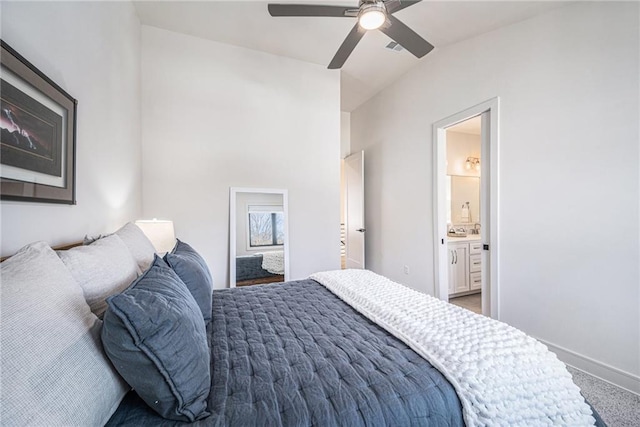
[403,265,410,275]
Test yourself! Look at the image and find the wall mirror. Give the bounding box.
[229,187,289,288]
[447,175,480,224]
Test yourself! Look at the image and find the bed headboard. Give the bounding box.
[0,241,83,262]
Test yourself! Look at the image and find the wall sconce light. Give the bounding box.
[465,157,480,172]
[135,218,176,254]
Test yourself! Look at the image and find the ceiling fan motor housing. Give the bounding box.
[359,0,385,7]
[358,0,387,14]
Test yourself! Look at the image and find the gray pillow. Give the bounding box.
[101,256,210,422]
[114,222,156,272]
[1,242,128,425]
[164,239,213,321]
[58,234,139,317]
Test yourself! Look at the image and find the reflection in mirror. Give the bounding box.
[229,188,289,288]
[447,176,480,224]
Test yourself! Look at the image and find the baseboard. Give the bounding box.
[537,338,640,395]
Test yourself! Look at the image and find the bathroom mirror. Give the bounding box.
[447,175,480,224]
[229,187,289,288]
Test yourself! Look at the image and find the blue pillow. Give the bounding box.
[101,256,210,422]
[164,240,213,321]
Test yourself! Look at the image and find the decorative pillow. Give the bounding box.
[0,242,128,426]
[114,222,156,272]
[164,239,213,321]
[58,234,139,317]
[101,256,210,422]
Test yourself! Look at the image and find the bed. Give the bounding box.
[106,278,606,427]
[107,279,464,426]
[1,226,605,426]
[235,254,284,286]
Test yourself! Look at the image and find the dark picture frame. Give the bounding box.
[0,40,77,204]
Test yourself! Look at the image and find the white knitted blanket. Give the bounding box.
[261,251,284,275]
[310,270,595,427]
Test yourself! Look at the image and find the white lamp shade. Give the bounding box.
[135,219,176,254]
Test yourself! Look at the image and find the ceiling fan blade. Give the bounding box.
[268,4,355,17]
[385,0,422,14]
[328,23,366,69]
[380,14,434,58]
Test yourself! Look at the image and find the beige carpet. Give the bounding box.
[568,366,640,426]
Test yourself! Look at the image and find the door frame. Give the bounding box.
[432,97,500,319]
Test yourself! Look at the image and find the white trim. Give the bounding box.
[537,337,640,395]
[432,97,500,319]
[229,187,290,288]
[432,126,448,302]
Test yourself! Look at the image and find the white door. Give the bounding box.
[345,151,365,269]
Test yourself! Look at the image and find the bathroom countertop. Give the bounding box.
[447,234,481,243]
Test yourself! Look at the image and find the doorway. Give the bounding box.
[343,151,365,269]
[446,117,483,313]
[432,98,500,319]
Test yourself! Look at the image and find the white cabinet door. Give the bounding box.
[448,242,469,295]
[448,249,456,293]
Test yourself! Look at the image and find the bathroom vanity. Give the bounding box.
[448,236,482,296]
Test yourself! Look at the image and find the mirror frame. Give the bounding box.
[229,187,290,288]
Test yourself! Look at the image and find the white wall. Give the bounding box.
[141,26,340,289]
[0,2,142,256]
[340,112,351,159]
[351,2,639,390]
[446,131,480,177]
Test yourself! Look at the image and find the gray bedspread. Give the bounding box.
[106,278,605,426]
[107,279,464,426]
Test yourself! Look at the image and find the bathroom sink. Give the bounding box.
[447,231,467,237]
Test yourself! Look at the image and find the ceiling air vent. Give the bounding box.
[385,41,404,52]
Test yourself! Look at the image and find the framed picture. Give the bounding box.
[0,40,77,204]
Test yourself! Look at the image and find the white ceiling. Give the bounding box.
[133,1,569,112]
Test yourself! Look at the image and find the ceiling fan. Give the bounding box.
[267,0,434,69]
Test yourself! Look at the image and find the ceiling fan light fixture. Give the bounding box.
[358,3,386,30]
[268,0,432,69]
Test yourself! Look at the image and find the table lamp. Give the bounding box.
[135,219,176,254]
